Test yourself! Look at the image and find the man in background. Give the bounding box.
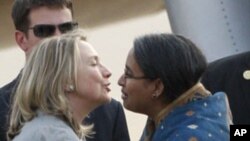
[0,0,130,141]
[202,51,250,124]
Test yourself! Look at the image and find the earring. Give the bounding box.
[69,85,74,91]
[65,84,75,92]
[152,93,158,99]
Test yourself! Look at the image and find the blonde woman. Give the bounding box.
[7,29,112,141]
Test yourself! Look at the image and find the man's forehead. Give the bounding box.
[29,6,73,25]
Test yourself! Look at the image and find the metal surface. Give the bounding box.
[165,0,250,62]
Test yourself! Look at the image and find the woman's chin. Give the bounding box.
[101,95,112,104]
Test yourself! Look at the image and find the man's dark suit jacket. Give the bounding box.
[0,75,130,141]
[202,51,250,124]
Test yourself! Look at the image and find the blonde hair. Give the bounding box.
[7,29,92,140]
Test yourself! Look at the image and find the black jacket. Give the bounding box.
[0,75,130,141]
[202,51,250,124]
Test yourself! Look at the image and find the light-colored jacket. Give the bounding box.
[13,111,85,141]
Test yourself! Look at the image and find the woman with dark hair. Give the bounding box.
[118,33,231,141]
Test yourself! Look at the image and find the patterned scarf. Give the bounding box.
[141,83,212,141]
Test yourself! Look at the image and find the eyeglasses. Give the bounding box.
[28,22,78,38]
[123,69,148,80]
[124,73,148,80]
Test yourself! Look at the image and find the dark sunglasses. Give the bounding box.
[28,22,78,38]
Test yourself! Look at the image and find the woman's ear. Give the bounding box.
[152,78,164,98]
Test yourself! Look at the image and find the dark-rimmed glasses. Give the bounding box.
[28,22,78,38]
[123,68,148,80]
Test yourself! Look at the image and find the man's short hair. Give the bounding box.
[11,0,73,34]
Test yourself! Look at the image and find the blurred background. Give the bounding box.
[0,0,170,140]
